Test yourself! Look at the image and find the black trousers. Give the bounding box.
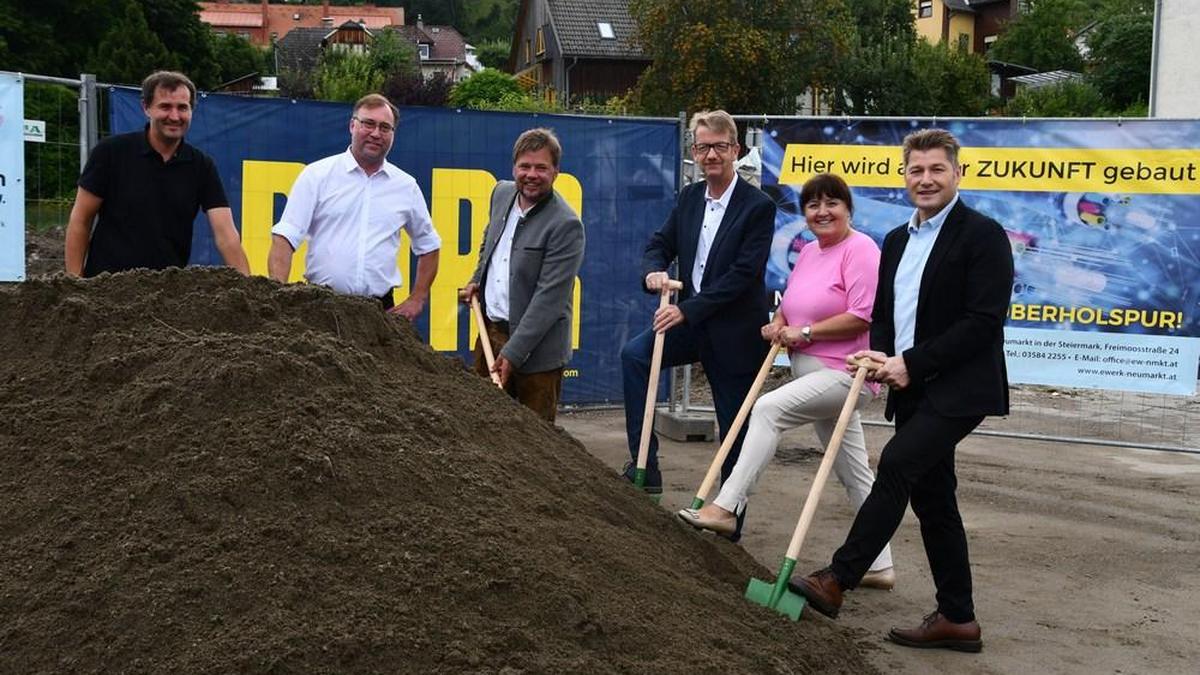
[830,389,983,623]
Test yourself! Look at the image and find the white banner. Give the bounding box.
[0,71,25,281]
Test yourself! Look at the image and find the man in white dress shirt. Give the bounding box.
[267,93,440,319]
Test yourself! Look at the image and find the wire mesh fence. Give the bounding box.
[21,73,104,275]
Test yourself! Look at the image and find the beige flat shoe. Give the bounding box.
[676,507,736,535]
[860,567,896,590]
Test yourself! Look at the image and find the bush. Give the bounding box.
[448,68,523,108]
[382,71,452,108]
[1006,80,1105,117]
[314,51,384,103]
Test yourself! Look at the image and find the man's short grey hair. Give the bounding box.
[902,128,961,166]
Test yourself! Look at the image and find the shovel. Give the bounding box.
[688,340,785,510]
[633,279,683,500]
[744,356,875,620]
[469,295,504,388]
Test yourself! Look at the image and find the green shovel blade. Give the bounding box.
[744,578,807,621]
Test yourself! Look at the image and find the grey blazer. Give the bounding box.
[469,181,585,373]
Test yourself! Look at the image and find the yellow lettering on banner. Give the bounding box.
[241,160,306,279]
[555,173,584,350]
[428,168,496,351]
[779,144,1200,195]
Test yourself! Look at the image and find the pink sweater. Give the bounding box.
[778,231,881,390]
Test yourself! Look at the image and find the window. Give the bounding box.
[958,33,970,52]
[536,27,545,55]
[525,39,531,65]
[419,44,430,60]
[597,22,615,39]
[983,34,997,52]
[918,1,933,18]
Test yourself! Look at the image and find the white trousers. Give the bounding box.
[713,353,894,571]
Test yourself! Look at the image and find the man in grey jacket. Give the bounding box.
[461,128,585,421]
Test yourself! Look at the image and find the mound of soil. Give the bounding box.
[0,269,875,674]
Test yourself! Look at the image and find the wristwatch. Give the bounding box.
[801,325,813,343]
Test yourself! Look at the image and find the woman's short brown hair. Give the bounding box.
[799,173,854,215]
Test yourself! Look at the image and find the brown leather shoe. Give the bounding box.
[786,567,844,618]
[888,612,982,653]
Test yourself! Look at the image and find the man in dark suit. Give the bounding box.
[462,128,585,422]
[789,129,1013,653]
[619,110,776,536]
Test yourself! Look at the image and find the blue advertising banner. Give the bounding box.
[110,87,680,403]
[762,118,1200,395]
[0,72,25,282]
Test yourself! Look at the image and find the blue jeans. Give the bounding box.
[620,323,758,484]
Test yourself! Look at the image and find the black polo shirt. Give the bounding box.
[78,127,229,276]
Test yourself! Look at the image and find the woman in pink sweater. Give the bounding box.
[678,173,895,589]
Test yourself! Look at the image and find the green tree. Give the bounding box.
[313,50,385,103]
[448,68,523,107]
[474,38,511,71]
[1006,80,1106,117]
[629,0,854,115]
[211,33,267,84]
[138,0,220,88]
[989,0,1088,72]
[370,29,418,78]
[87,0,178,86]
[1086,7,1153,111]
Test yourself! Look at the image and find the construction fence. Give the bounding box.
[4,72,1197,452]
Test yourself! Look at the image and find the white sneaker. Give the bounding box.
[860,567,896,590]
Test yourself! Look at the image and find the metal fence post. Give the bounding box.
[78,73,98,171]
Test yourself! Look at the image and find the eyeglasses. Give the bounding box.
[692,142,733,155]
[354,117,395,134]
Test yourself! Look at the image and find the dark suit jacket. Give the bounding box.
[872,198,1014,420]
[642,177,775,375]
[470,181,585,373]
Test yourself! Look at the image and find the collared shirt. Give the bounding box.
[894,193,959,355]
[484,197,529,321]
[691,177,737,293]
[272,149,441,298]
[78,127,228,277]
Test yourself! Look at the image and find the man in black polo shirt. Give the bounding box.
[64,70,249,277]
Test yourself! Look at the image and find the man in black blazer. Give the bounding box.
[619,110,776,537]
[789,129,1013,653]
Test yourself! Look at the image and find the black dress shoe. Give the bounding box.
[888,612,982,653]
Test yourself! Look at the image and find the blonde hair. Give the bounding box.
[689,110,738,145]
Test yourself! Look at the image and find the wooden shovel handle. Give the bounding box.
[691,340,785,504]
[783,361,872,561]
[470,295,504,388]
[635,281,681,472]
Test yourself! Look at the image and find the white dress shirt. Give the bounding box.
[691,177,737,293]
[484,197,529,321]
[271,149,441,298]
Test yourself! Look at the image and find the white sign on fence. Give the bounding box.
[0,71,26,281]
[23,119,45,143]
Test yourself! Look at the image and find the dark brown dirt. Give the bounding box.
[24,225,65,277]
[0,268,876,674]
